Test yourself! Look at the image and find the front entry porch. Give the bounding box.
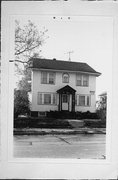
[57,85,76,112]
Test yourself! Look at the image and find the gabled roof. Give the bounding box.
[29,58,101,76]
[99,91,107,97]
[57,85,76,94]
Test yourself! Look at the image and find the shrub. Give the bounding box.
[14,117,72,129]
[14,89,30,118]
[84,119,106,128]
[96,92,107,122]
[96,109,106,122]
[47,111,99,120]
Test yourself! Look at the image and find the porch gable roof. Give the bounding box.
[57,85,76,94]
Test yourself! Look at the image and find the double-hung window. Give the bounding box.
[83,75,88,86]
[41,71,55,84]
[76,94,90,106]
[37,93,57,105]
[76,74,82,86]
[79,96,85,106]
[44,94,51,104]
[41,72,47,84]
[76,74,89,87]
[49,72,55,84]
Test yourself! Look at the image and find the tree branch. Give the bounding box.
[15,59,28,64]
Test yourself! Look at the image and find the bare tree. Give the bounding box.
[14,20,48,91]
[14,20,48,117]
[15,20,48,64]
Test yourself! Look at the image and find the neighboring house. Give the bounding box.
[97,91,107,110]
[29,58,101,117]
[99,91,107,98]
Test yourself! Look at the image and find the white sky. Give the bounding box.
[17,16,113,98]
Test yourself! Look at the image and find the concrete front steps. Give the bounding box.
[67,119,84,128]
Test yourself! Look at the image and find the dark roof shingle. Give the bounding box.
[30,58,101,76]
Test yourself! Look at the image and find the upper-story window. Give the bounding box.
[83,75,89,86]
[76,74,82,86]
[41,71,55,84]
[62,73,69,83]
[76,74,89,87]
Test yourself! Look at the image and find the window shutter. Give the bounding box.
[37,93,42,105]
[87,95,90,106]
[53,94,57,105]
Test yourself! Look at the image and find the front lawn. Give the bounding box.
[14,117,72,129]
[14,116,106,129]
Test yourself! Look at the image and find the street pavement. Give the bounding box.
[14,134,106,159]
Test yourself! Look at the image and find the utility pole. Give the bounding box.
[65,51,74,61]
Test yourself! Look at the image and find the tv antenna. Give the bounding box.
[65,51,74,61]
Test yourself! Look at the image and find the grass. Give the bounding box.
[14,116,106,129]
[14,117,72,129]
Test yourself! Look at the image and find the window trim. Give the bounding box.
[76,74,89,87]
[83,75,89,87]
[44,93,51,104]
[79,95,86,106]
[41,71,56,85]
[62,73,69,83]
[49,72,56,84]
[76,74,82,86]
[76,94,91,106]
[37,92,57,105]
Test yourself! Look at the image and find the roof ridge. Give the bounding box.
[32,58,87,64]
[31,58,101,76]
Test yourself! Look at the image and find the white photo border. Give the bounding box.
[1,1,118,179]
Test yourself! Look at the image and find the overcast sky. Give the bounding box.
[18,16,113,98]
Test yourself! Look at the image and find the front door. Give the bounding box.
[62,94,69,111]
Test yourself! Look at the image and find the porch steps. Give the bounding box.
[66,119,84,128]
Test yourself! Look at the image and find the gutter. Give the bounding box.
[30,67,101,77]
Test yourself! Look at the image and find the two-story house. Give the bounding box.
[29,58,101,117]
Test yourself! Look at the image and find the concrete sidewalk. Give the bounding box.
[14,127,106,135]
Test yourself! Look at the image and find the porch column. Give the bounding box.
[58,93,62,111]
[60,93,62,111]
[72,92,75,112]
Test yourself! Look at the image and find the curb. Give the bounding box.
[14,128,106,135]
